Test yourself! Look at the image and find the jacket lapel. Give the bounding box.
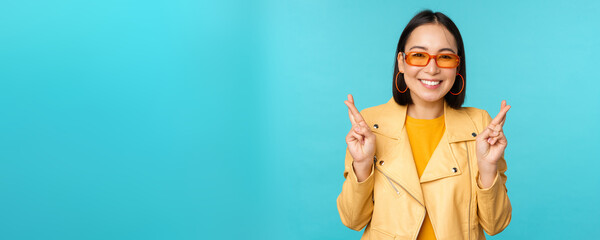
[372,98,424,205]
[420,100,478,183]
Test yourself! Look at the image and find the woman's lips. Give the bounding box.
[419,79,442,89]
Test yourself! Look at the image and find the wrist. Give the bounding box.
[352,160,373,183]
[477,160,497,175]
[353,159,372,170]
[478,170,498,189]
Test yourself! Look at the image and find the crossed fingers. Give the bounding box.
[344,94,367,128]
[491,100,510,127]
[486,100,511,145]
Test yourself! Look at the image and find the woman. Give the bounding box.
[337,10,512,240]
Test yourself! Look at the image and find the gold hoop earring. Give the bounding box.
[395,71,408,93]
[450,73,464,96]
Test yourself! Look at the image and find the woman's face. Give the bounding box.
[398,23,459,104]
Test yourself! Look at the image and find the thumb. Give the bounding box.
[477,125,494,143]
[358,121,375,137]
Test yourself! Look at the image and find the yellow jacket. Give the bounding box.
[337,98,512,240]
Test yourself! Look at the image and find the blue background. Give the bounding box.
[1,0,599,239]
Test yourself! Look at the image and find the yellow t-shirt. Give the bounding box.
[406,114,445,240]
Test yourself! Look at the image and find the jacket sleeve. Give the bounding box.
[476,110,512,235]
[336,147,375,231]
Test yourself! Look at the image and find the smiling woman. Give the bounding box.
[337,10,512,240]
[393,11,466,111]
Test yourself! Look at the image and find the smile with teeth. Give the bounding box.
[420,79,442,86]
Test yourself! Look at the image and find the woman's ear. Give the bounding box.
[397,52,404,73]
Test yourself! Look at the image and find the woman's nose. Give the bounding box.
[424,57,440,74]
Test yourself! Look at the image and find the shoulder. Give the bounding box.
[458,106,493,128]
[359,102,387,117]
[357,100,393,124]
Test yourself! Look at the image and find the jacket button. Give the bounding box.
[379,160,384,166]
[373,124,379,129]
[452,167,457,173]
[471,132,477,137]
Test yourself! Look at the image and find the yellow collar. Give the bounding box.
[373,97,477,143]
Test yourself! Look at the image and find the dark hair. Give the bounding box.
[392,10,466,109]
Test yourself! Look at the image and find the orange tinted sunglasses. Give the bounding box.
[402,51,461,68]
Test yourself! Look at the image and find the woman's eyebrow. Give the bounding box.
[409,46,427,51]
[439,48,456,54]
[408,46,456,54]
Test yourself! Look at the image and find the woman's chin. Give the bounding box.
[411,91,447,104]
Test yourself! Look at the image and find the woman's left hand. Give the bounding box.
[476,100,511,187]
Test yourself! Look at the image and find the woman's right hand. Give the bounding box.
[344,94,376,169]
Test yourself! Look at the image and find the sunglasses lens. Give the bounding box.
[437,54,460,68]
[406,52,429,66]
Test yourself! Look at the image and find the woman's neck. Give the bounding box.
[407,98,444,120]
